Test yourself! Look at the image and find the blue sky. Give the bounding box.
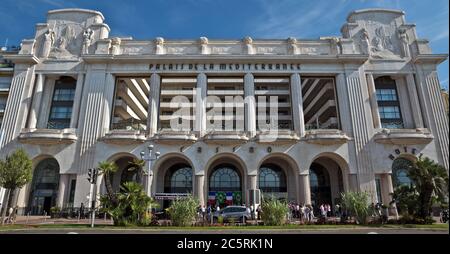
[0,0,448,90]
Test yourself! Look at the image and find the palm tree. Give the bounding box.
[407,156,449,219]
[127,159,145,185]
[97,161,119,205]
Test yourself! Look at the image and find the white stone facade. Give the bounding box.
[0,8,448,215]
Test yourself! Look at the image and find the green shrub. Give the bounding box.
[341,191,370,225]
[217,215,224,225]
[167,196,199,226]
[260,198,289,226]
[100,181,158,226]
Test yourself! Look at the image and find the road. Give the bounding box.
[1,228,448,234]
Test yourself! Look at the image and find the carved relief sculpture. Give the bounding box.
[82,28,94,54]
[199,36,209,54]
[243,36,254,55]
[398,28,410,58]
[155,37,165,55]
[287,37,299,55]
[41,28,55,58]
[370,26,397,59]
[49,24,77,59]
[110,37,121,55]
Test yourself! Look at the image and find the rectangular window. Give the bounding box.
[375,77,404,129]
[47,77,76,129]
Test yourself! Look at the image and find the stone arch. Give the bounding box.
[27,156,60,215]
[102,152,140,193]
[153,153,194,188]
[204,153,248,207]
[308,152,350,210]
[257,153,300,202]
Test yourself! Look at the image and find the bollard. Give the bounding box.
[26,212,30,224]
[77,211,80,223]
[44,211,47,222]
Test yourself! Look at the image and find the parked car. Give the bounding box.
[213,206,251,223]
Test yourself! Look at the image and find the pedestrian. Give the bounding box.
[326,204,331,217]
[201,205,206,221]
[80,202,85,219]
[335,204,340,217]
[250,204,255,220]
[257,205,262,220]
[320,204,326,218]
[299,204,305,223]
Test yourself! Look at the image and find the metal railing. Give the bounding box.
[111,118,147,131]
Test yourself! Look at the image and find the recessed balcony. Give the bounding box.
[151,129,197,144]
[19,128,77,145]
[101,129,146,145]
[303,129,351,145]
[374,128,433,145]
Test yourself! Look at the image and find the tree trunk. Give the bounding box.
[104,173,117,205]
[420,186,433,219]
[1,189,10,225]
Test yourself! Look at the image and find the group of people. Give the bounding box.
[288,203,316,222]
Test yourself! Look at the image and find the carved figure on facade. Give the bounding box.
[199,36,209,54]
[82,28,94,54]
[370,26,397,59]
[287,37,299,55]
[41,28,55,58]
[398,28,410,58]
[155,37,165,55]
[330,37,342,55]
[243,36,254,55]
[110,37,121,55]
[360,28,371,55]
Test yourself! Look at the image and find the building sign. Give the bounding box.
[149,63,301,72]
[388,146,422,160]
[153,193,190,200]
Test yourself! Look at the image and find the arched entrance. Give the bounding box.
[28,158,60,215]
[308,155,346,213]
[109,155,140,192]
[153,154,194,209]
[208,164,243,208]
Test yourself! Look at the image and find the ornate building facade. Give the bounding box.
[0,8,448,215]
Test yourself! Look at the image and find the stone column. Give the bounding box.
[247,174,258,205]
[56,174,69,208]
[348,173,359,192]
[366,73,381,129]
[70,73,85,128]
[405,74,424,128]
[195,175,205,206]
[290,73,305,137]
[195,73,207,136]
[244,73,256,137]
[148,73,161,137]
[37,78,55,129]
[27,74,45,129]
[298,173,311,205]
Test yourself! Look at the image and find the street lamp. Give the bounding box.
[140,144,160,198]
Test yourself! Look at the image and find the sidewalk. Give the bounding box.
[6,216,114,225]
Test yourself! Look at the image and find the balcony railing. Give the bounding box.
[111,118,147,131]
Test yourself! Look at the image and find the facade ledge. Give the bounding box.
[151,130,198,144]
[19,128,77,145]
[373,128,433,145]
[303,129,350,145]
[255,130,300,144]
[5,54,39,65]
[101,130,146,145]
[413,54,448,64]
[203,131,249,144]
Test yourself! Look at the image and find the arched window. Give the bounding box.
[209,165,241,192]
[164,164,192,193]
[259,164,287,193]
[28,158,60,215]
[392,158,414,188]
